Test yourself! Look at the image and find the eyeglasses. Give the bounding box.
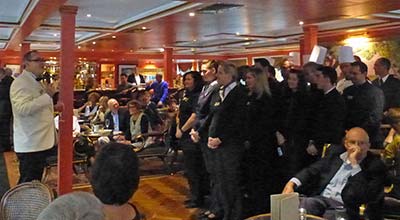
[28,58,46,62]
[345,139,368,146]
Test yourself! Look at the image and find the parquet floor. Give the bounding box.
[3,152,200,220]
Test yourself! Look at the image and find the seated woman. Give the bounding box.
[77,92,100,120]
[91,95,109,124]
[383,108,400,206]
[91,142,141,220]
[114,100,151,148]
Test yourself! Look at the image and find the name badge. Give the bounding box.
[214,102,220,106]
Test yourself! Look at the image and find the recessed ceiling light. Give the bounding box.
[236,32,240,36]
[191,48,196,52]
[18,44,22,47]
[189,12,195,17]
[53,33,58,37]
[112,35,116,39]
[245,37,250,40]
[299,21,304,25]
[92,41,96,45]
[78,46,81,49]
[193,39,197,42]
[141,26,147,30]
[159,48,165,52]
[245,42,251,45]
[86,14,92,17]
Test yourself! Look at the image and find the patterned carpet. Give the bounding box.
[2,151,200,220]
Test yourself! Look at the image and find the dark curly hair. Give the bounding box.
[90,143,139,205]
[183,71,204,93]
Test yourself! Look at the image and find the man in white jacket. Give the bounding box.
[10,50,58,183]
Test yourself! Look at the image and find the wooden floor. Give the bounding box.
[3,152,200,220]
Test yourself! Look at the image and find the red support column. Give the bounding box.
[58,5,77,195]
[247,55,253,65]
[302,25,318,55]
[20,43,30,72]
[163,48,173,85]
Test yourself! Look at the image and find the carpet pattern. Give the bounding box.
[2,151,200,220]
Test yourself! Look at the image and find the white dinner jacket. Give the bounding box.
[10,70,56,153]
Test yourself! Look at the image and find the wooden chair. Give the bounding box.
[0,180,54,220]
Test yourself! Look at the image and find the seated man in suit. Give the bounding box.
[104,98,129,133]
[283,127,386,220]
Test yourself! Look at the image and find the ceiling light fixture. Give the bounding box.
[92,41,96,45]
[141,26,147,30]
[159,48,165,52]
[53,33,58,37]
[299,21,304,25]
[78,46,81,49]
[86,14,92,17]
[236,32,240,36]
[189,12,195,17]
[112,35,116,39]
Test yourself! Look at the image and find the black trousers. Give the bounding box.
[179,134,209,203]
[0,115,12,152]
[214,143,244,220]
[17,148,53,184]
[199,137,223,216]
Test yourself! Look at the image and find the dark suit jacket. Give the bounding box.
[127,74,145,85]
[310,88,346,150]
[372,75,400,111]
[296,151,386,220]
[207,84,247,145]
[104,108,130,133]
[343,82,384,148]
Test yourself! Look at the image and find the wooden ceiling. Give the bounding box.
[1,0,400,57]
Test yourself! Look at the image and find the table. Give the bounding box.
[245,213,325,220]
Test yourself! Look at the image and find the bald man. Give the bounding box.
[282,127,386,220]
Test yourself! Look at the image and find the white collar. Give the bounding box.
[380,74,390,83]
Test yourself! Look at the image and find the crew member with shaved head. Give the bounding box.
[282,127,386,220]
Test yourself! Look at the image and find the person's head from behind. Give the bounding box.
[37,192,104,220]
[315,66,337,92]
[4,67,12,77]
[246,66,271,97]
[302,61,322,84]
[107,98,119,113]
[350,61,368,85]
[90,143,140,205]
[183,71,203,92]
[23,50,46,77]
[344,127,370,161]
[120,73,129,85]
[237,65,250,84]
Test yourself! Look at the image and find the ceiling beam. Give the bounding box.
[7,0,68,50]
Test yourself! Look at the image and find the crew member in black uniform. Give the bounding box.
[206,61,247,220]
[175,71,208,208]
[190,60,221,219]
[242,67,277,216]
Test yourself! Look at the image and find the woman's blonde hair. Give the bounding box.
[247,66,271,98]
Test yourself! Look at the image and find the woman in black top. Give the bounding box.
[279,69,312,178]
[242,67,277,216]
[175,71,208,208]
